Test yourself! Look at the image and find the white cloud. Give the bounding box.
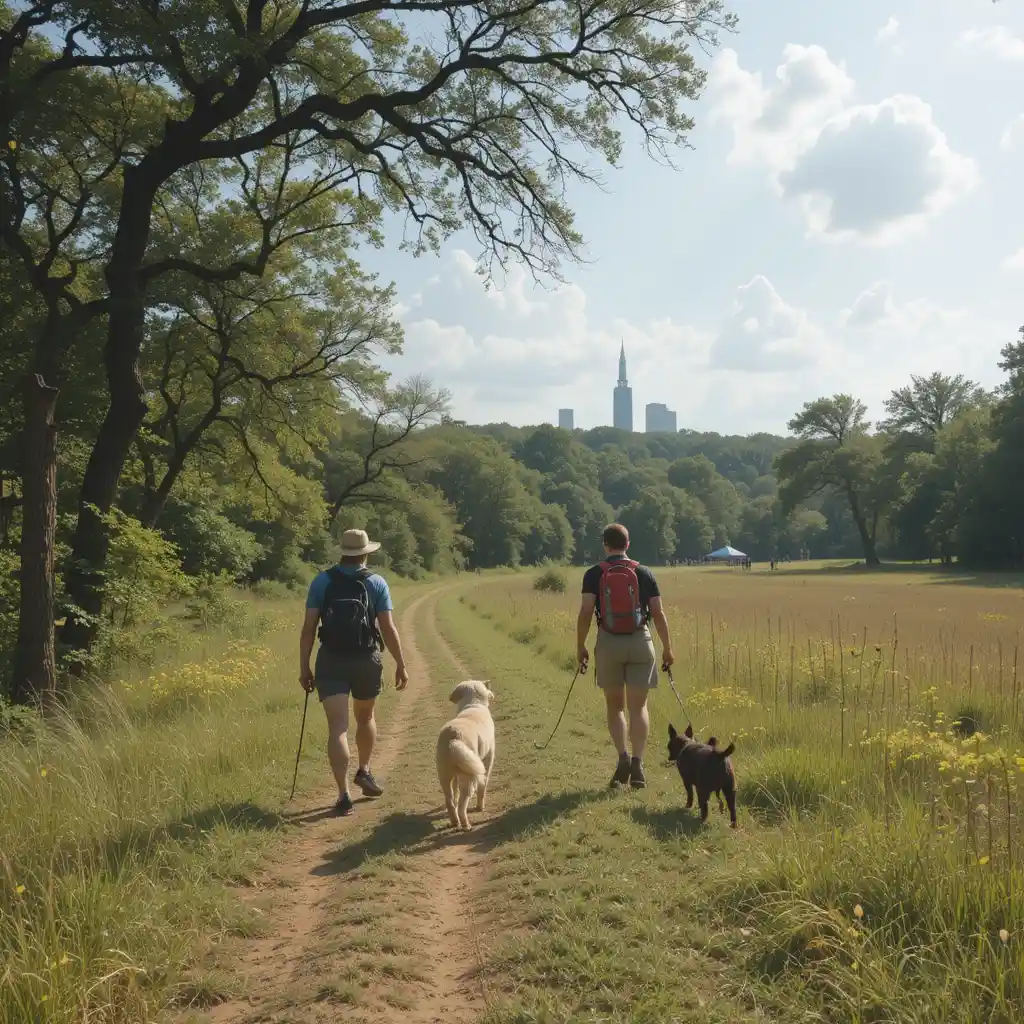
[1002,249,1024,272]
[875,17,903,54]
[386,253,1011,432]
[962,26,1024,61]
[711,275,831,371]
[387,253,849,431]
[876,16,899,43]
[841,281,968,335]
[1000,114,1024,151]
[709,45,854,173]
[709,46,978,245]
[837,283,1005,403]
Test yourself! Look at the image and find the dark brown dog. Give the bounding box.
[667,723,737,827]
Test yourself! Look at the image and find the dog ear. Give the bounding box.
[448,684,464,704]
[668,724,677,739]
[684,724,694,739]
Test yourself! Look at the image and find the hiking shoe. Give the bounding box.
[629,758,647,789]
[354,767,383,798]
[335,793,354,816]
[610,753,631,788]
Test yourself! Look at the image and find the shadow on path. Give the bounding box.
[311,788,606,877]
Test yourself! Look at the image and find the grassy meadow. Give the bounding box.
[5,562,1024,1023]
[456,562,1024,1023]
[0,581,422,1023]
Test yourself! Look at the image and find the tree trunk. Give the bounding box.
[847,489,880,566]
[140,460,182,527]
[60,386,148,655]
[10,374,60,706]
[61,163,159,656]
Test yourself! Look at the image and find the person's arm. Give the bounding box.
[377,611,409,690]
[648,596,674,668]
[299,608,319,691]
[576,593,596,670]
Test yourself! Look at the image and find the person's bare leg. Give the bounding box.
[352,698,377,771]
[626,686,651,761]
[603,685,627,755]
[604,684,632,787]
[321,694,351,799]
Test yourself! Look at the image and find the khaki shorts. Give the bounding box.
[595,629,658,689]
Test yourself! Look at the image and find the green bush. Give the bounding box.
[533,567,567,594]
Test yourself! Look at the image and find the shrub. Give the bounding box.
[185,573,250,631]
[161,499,263,580]
[533,568,567,594]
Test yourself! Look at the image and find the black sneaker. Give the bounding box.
[354,767,383,798]
[610,754,631,788]
[335,793,354,816]
[629,757,647,789]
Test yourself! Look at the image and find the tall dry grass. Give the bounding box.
[462,564,1024,1022]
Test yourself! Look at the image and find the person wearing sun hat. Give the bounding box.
[300,528,409,816]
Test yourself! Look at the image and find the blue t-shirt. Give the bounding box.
[306,565,393,624]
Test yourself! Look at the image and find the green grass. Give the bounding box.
[445,571,1024,1023]
[0,583,423,1024]
[6,567,1024,1023]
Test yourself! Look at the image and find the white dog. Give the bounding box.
[435,680,496,831]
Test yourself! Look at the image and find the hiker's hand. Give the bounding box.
[661,649,675,671]
[300,667,315,693]
[395,664,409,691]
[577,647,589,673]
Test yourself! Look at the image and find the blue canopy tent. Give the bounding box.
[705,545,747,565]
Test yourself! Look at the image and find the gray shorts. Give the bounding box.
[314,646,383,703]
[594,629,658,689]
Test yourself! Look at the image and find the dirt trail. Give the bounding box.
[196,584,490,1024]
[400,598,490,1023]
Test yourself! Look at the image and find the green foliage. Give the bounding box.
[533,568,567,594]
[0,549,18,684]
[159,500,263,580]
[101,509,192,629]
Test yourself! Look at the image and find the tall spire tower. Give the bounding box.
[613,340,633,432]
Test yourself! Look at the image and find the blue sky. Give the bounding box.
[373,0,1024,435]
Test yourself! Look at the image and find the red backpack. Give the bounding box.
[597,559,645,634]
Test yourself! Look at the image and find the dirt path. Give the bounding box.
[193,584,490,1024]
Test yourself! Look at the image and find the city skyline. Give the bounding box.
[557,345,681,433]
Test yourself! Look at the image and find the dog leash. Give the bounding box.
[663,664,693,729]
[535,662,584,750]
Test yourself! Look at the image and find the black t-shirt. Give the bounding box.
[582,555,660,621]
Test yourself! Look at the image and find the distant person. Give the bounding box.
[299,529,409,816]
[575,524,674,789]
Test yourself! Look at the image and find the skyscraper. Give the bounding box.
[645,403,677,433]
[558,408,574,430]
[613,342,633,432]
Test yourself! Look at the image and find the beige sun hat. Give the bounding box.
[340,528,381,557]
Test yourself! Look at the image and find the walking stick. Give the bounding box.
[535,662,585,750]
[289,688,311,802]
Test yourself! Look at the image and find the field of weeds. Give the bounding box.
[457,563,1024,1023]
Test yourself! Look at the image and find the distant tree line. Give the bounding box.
[776,347,1024,569]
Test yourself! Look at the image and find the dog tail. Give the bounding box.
[713,742,735,758]
[447,739,487,783]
